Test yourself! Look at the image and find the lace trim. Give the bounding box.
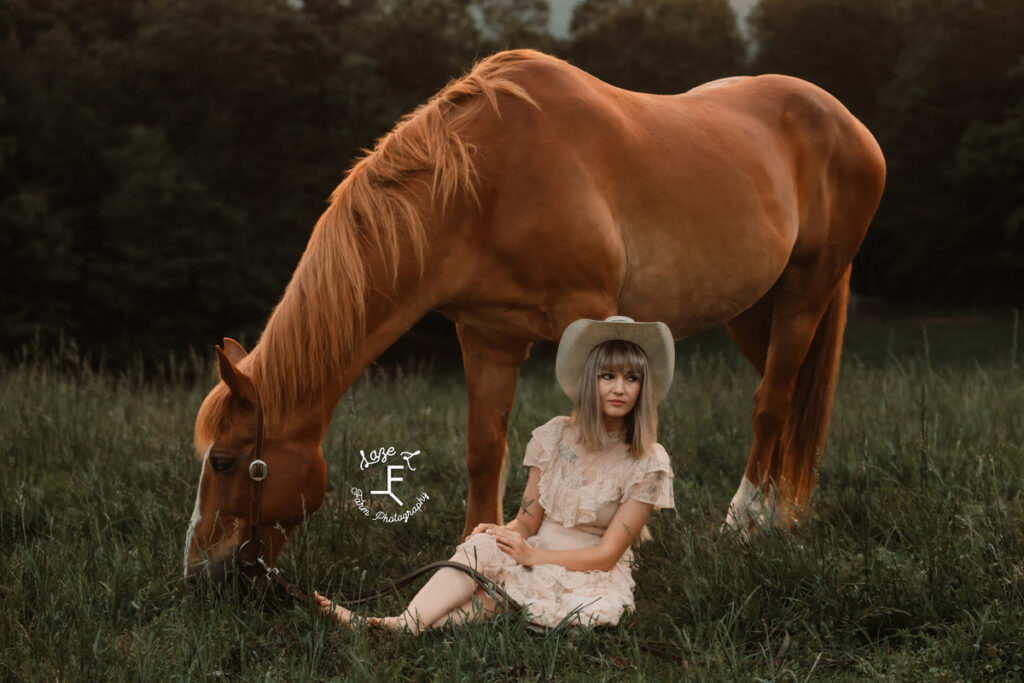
[622,444,674,509]
[525,418,673,525]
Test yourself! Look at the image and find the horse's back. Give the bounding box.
[683,73,885,277]
[469,52,883,189]
[456,53,884,339]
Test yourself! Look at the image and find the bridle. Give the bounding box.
[229,386,311,600]
[236,388,270,574]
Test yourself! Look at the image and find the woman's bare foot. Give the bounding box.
[314,591,361,627]
[314,593,421,632]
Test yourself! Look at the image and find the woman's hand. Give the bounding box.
[489,528,535,567]
[466,522,497,540]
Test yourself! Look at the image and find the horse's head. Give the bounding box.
[184,339,327,580]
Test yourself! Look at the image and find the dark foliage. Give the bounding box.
[747,0,1024,303]
[1,0,1021,363]
[566,0,746,93]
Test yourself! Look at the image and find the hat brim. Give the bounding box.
[555,317,675,403]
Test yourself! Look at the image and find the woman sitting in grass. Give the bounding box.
[317,316,675,631]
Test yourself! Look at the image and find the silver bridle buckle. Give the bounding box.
[257,556,278,577]
[249,459,269,481]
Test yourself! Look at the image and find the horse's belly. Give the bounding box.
[616,216,794,336]
[619,279,767,337]
[602,110,798,335]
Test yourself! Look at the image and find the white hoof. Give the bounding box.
[722,477,778,538]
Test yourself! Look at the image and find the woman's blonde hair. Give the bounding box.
[572,340,657,457]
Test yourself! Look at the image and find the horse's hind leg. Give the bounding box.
[723,107,883,532]
[725,266,851,533]
[723,297,772,530]
[457,323,532,538]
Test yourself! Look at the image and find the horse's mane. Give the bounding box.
[217,50,544,425]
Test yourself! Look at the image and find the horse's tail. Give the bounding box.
[776,267,850,517]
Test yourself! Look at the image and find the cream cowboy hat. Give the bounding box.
[555,316,675,403]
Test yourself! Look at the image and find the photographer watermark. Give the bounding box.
[351,445,429,523]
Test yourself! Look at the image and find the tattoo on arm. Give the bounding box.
[519,497,535,517]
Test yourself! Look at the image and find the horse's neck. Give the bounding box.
[324,285,434,409]
[250,231,444,433]
[320,213,457,410]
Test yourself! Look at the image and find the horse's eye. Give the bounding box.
[209,454,237,473]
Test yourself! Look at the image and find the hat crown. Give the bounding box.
[555,317,675,403]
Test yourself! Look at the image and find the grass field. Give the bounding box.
[2,314,1022,680]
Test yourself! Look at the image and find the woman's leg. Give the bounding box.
[427,587,501,629]
[317,554,489,633]
[375,564,477,633]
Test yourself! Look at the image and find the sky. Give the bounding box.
[548,0,757,37]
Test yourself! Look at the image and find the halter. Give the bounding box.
[237,388,269,573]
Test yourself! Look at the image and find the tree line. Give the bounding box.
[1,0,1021,363]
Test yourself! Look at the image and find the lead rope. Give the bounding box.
[251,555,536,629]
[251,521,696,657]
[244,459,684,653]
[254,556,702,659]
[251,556,522,610]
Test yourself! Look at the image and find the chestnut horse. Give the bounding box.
[184,50,884,577]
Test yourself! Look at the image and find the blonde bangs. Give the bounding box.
[573,340,658,457]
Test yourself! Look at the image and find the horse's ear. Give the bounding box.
[216,345,255,405]
[221,337,248,364]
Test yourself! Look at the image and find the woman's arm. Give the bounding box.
[466,467,545,539]
[490,498,653,572]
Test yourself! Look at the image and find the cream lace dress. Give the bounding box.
[454,416,674,628]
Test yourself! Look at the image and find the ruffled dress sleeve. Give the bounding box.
[522,416,568,470]
[624,443,674,510]
[522,416,603,525]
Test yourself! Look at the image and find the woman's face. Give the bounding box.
[597,368,642,421]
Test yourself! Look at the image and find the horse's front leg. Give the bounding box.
[456,324,532,538]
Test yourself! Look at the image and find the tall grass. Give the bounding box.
[1,318,1021,679]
